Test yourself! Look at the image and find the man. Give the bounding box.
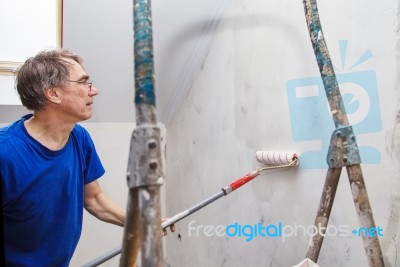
[0,49,172,266]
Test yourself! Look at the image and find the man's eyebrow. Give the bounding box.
[76,75,90,81]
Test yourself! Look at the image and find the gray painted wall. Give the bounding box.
[62,0,135,122]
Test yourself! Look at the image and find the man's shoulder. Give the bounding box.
[72,123,90,139]
[70,124,96,151]
[0,115,31,140]
[0,120,22,145]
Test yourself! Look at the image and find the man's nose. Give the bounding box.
[89,85,99,96]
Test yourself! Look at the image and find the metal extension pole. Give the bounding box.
[120,0,164,266]
[82,247,122,267]
[302,0,384,266]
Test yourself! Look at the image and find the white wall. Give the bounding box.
[163,0,400,266]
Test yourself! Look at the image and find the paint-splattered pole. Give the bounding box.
[120,0,164,266]
[302,0,384,266]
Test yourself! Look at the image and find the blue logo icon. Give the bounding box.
[286,40,382,169]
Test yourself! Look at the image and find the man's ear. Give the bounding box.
[44,87,62,104]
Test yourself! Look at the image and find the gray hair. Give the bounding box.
[16,49,84,111]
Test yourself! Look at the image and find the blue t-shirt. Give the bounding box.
[1,115,105,266]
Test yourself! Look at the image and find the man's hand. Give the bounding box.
[162,217,176,236]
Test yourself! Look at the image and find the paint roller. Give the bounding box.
[255,151,299,166]
[82,151,299,267]
[161,150,299,228]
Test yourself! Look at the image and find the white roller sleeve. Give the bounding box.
[255,151,299,166]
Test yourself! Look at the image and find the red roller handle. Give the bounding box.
[229,170,260,191]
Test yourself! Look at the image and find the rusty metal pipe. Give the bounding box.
[306,168,341,261]
[119,0,164,266]
[302,0,384,265]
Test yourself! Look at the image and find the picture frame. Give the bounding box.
[0,0,63,76]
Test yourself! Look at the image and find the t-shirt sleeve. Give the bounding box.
[79,126,105,184]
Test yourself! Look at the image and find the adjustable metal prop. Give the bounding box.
[302,1,384,266]
[120,0,164,266]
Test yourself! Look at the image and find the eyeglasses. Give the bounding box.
[68,80,93,91]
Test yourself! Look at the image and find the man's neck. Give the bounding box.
[24,111,75,151]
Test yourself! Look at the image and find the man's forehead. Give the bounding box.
[63,57,87,76]
[62,57,80,67]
